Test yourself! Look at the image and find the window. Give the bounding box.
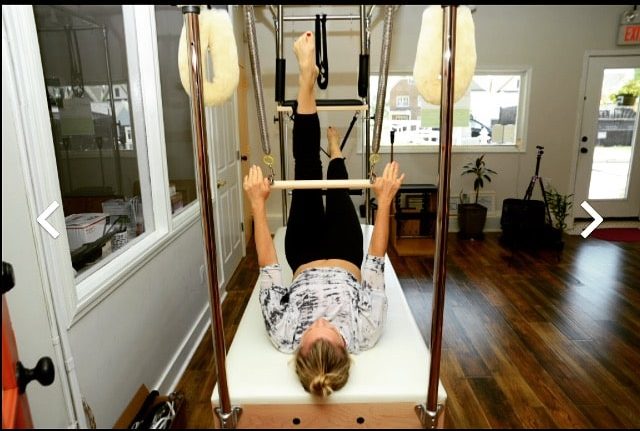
[371,71,528,150]
[396,95,410,107]
[4,5,206,313]
[155,5,198,216]
[34,5,150,280]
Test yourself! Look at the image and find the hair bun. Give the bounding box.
[310,374,333,397]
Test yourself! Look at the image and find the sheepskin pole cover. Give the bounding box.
[413,6,476,105]
[178,8,239,106]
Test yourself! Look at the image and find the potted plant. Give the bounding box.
[458,154,497,240]
[543,185,573,250]
[610,78,640,106]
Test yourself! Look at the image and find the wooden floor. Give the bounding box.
[171,232,640,429]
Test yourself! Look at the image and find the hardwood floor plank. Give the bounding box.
[494,303,594,428]
[440,349,491,428]
[468,377,521,428]
[529,322,603,406]
[579,405,628,429]
[571,340,640,427]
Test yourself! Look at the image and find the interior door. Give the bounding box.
[574,54,640,219]
[2,295,33,429]
[2,262,55,429]
[207,99,244,289]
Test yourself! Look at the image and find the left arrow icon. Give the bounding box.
[37,201,60,238]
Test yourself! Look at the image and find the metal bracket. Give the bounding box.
[214,406,242,429]
[179,5,201,14]
[415,404,443,429]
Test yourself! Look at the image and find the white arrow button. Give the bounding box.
[37,201,60,239]
[580,201,603,239]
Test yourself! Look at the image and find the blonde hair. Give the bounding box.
[295,338,351,397]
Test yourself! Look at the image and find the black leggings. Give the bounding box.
[284,113,363,274]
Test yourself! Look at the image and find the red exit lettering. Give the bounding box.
[624,25,640,42]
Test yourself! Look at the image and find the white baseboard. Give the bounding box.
[153,289,227,395]
[449,213,502,232]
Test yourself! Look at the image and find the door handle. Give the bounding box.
[217,180,227,189]
[2,261,15,295]
[17,357,55,393]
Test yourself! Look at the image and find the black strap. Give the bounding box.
[340,113,359,151]
[319,112,359,158]
[65,26,84,98]
[315,14,328,90]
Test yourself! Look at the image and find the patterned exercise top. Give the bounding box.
[258,254,387,354]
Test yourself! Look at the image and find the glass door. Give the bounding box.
[574,55,640,218]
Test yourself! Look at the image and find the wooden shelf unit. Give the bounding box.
[390,184,438,257]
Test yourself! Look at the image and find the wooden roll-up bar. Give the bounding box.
[180,5,241,428]
[270,179,374,190]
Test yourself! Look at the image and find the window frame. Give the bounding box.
[5,5,200,326]
[367,67,532,154]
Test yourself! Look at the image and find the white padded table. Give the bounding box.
[212,225,447,428]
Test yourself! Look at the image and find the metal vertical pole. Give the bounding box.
[361,5,372,224]
[369,6,394,223]
[181,5,240,428]
[103,26,123,195]
[359,5,366,60]
[276,5,288,226]
[371,6,394,156]
[415,5,457,428]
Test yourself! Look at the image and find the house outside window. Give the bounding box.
[371,71,528,150]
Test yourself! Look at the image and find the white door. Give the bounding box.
[206,98,244,289]
[574,54,640,219]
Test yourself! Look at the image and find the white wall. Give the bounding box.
[67,221,210,427]
[239,5,635,230]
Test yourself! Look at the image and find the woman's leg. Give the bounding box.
[285,32,326,273]
[324,127,363,268]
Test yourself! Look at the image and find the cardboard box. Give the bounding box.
[113,384,151,429]
[113,384,181,429]
[65,213,108,251]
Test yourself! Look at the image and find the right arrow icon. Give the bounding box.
[580,201,603,238]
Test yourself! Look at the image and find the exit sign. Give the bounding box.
[618,24,640,45]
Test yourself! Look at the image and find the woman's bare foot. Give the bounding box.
[293,31,319,89]
[327,126,343,159]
